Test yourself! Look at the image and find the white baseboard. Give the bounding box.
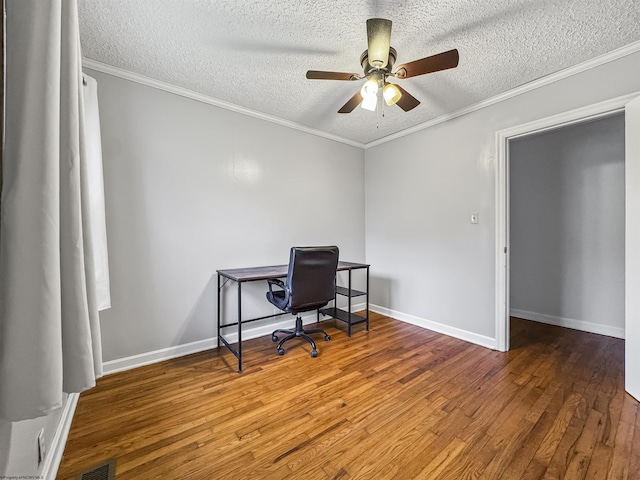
[510,308,625,339]
[370,304,497,350]
[103,336,218,375]
[43,393,79,480]
[102,307,365,375]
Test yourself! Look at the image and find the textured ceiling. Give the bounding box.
[78,0,640,145]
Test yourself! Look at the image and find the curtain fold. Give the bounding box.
[83,75,111,313]
[0,0,108,421]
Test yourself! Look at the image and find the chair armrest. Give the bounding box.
[267,279,289,303]
[267,278,286,290]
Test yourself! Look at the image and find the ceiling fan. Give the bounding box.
[306,18,459,114]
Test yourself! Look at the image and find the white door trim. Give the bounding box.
[625,95,640,401]
[494,91,639,352]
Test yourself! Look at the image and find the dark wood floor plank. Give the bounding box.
[606,395,638,479]
[628,401,640,480]
[564,408,605,479]
[585,442,614,480]
[57,315,639,479]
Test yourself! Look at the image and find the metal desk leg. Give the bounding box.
[347,269,352,337]
[366,266,370,331]
[217,274,221,347]
[237,281,242,373]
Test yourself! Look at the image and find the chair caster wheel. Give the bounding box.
[277,348,285,355]
[311,350,318,358]
[324,335,331,341]
[272,335,278,342]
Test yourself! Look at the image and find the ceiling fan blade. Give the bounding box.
[395,49,459,79]
[338,91,364,114]
[394,85,420,112]
[306,70,361,81]
[366,18,392,68]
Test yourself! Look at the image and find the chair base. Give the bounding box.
[272,316,330,357]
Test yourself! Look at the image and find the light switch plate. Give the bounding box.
[471,213,479,224]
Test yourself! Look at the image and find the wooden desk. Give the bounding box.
[217,261,369,372]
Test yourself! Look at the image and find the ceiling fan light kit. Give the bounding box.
[383,83,402,106]
[361,94,378,111]
[306,18,460,115]
[360,77,379,99]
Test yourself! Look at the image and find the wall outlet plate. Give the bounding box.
[37,428,46,466]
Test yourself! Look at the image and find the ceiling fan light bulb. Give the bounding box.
[360,78,379,98]
[383,83,402,105]
[361,95,377,111]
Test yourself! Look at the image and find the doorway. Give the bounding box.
[495,92,637,352]
[508,113,624,340]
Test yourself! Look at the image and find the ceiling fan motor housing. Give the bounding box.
[360,47,397,77]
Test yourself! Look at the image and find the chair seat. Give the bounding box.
[266,290,328,314]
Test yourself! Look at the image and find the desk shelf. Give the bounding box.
[319,307,367,326]
[335,285,366,298]
[319,263,369,337]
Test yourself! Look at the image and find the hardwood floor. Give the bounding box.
[56,314,639,479]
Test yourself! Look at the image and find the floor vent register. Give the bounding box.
[76,458,116,480]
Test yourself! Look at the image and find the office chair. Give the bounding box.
[267,246,339,357]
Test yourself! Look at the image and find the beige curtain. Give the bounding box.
[0,0,109,421]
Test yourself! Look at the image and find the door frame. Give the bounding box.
[494,92,639,352]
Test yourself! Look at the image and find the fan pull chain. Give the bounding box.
[376,89,383,129]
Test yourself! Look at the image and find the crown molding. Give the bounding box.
[82,58,365,149]
[365,39,640,149]
[84,39,640,151]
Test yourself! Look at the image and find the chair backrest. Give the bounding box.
[286,246,339,313]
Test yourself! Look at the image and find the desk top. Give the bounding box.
[218,260,369,282]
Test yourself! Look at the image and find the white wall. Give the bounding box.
[509,114,625,338]
[0,398,66,478]
[86,69,366,362]
[365,51,640,345]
